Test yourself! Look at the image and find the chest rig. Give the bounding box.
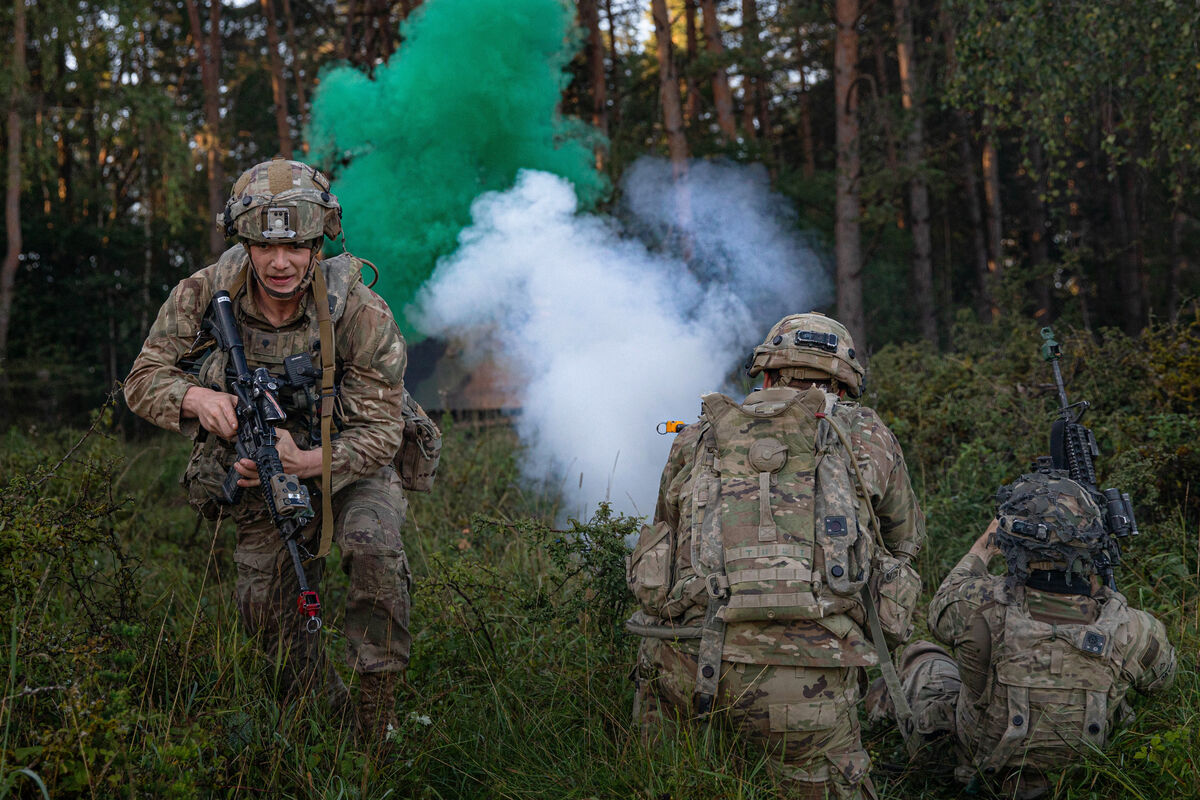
[184,245,362,558]
[967,588,1128,777]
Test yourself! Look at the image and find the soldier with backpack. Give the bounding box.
[627,312,925,799]
[869,471,1176,798]
[126,157,417,740]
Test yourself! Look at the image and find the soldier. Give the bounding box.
[871,471,1176,798]
[125,157,412,740]
[626,312,925,799]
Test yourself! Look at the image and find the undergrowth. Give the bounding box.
[0,312,1197,798]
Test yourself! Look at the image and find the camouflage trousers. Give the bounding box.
[231,465,412,699]
[896,641,1052,798]
[633,637,874,800]
[893,640,963,768]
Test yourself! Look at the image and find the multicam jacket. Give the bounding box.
[928,551,1176,775]
[125,245,406,511]
[648,387,925,668]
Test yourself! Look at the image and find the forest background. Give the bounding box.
[1,0,1199,797]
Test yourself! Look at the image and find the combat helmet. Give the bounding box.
[993,470,1107,584]
[219,156,342,244]
[746,312,866,397]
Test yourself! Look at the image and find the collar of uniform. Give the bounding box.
[238,278,311,329]
[744,386,801,405]
[1023,586,1099,625]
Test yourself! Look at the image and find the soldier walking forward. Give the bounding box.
[627,313,925,799]
[870,471,1176,798]
[125,157,412,739]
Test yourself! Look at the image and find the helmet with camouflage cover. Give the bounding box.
[219,157,342,244]
[994,470,1107,583]
[746,312,866,397]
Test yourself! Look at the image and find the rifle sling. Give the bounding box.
[231,263,335,560]
[309,264,336,560]
[823,409,919,758]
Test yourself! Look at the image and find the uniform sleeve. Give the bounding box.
[927,551,1000,646]
[1125,609,1177,696]
[124,274,211,438]
[328,285,407,494]
[653,422,700,531]
[849,406,925,560]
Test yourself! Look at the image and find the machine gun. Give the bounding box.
[208,290,323,633]
[1039,327,1139,590]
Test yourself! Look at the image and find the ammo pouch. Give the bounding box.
[868,551,921,649]
[627,521,674,616]
[395,392,442,493]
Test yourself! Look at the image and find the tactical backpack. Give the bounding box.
[627,385,921,731]
[962,590,1130,780]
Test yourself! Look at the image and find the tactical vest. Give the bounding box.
[192,245,361,441]
[691,386,872,625]
[962,588,1131,777]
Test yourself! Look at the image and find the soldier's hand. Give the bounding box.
[182,386,238,439]
[233,457,260,488]
[969,520,1002,563]
[274,428,321,479]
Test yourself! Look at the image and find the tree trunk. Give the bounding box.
[798,54,815,178]
[261,0,292,157]
[981,116,1003,317]
[685,0,699,125]
[651,0,690,174]
[873,39,899,172]
[741,0,760,141]
[604,0,621,128]
[699,0,737,142]
[281,0,309,154]
[578,0,609,149]
[939,3,990,320]
[834,0,865,348]
[1168,174,1190,322]
[1026,140,1051,319]
[894,0,935,342]
[1123,162,1144,328]
[0,0,27,365]
[185,0,226,256]
[1099,98,1141,332]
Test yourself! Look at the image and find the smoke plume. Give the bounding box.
[306,0,607,326]
[414,159,831,519]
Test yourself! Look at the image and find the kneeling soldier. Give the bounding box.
[872,471,1176,798]
[627,313,925,799]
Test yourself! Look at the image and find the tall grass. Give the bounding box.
[1,314,1198,797]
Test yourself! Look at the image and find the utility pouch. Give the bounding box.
[395,392,442,493]
[627,521,674,616]
[868,551,921,648]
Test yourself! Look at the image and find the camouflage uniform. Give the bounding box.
[125,244,411,697]
[894,474,1176,796]
[633,380,924,799]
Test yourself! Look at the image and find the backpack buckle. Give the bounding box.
[705,573,730,600]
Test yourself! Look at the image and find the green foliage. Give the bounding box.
[5,317,1200,796]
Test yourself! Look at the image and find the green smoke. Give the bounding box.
[307,0,607,326]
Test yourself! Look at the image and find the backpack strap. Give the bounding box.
[690,416,729,717]
[822,406,920,758]
[308,263,336,559]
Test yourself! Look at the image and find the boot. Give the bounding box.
[355,672,399,742]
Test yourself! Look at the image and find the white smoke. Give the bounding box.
[412,157,831,520]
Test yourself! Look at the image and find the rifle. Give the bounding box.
[208,290,323,633]
[1039,327,1139,590]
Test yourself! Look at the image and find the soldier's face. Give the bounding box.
[248,241,312,297]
